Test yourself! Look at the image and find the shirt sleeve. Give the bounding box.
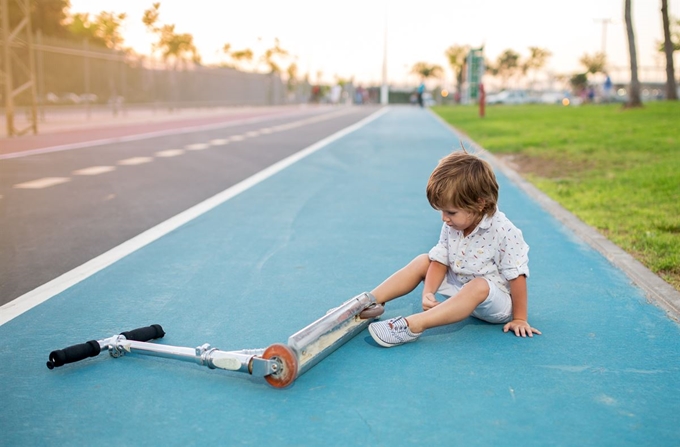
[497,225,530,280]
[428,223,449,265]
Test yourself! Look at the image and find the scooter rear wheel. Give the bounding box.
[262,343,298,388]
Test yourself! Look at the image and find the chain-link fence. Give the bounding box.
[32,33,311,108]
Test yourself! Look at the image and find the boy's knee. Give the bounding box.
[407,254,431,277]
[466,278,490,302]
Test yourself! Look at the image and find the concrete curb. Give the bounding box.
[430,109,680,322]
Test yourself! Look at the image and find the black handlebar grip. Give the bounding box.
[120,324,165,342]
[47,340,100,369]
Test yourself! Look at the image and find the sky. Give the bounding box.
[68,0,679,88]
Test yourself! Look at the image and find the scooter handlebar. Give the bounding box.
[120,324,165,342]
[46,324,165,369]
[47,340,101,369]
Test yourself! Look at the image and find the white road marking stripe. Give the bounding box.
[228,135,245,141]
[118,156,153,165]
[13,177,71,189]
[0,109,313,160]
[208,139,228,146]
[155,149,185,157]
[0,107,389,326]
[185,143,210,150]
[72,166,116,175]
[260,128,274,134]
[245,130,261,137]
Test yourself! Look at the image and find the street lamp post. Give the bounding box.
[380,7,388,105]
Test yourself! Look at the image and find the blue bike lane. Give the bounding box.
[1,106,678,446]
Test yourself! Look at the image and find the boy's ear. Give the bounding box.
[477,198,486,212]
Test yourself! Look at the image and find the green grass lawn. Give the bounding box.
[432,101,680,290]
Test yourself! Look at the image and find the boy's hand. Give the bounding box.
[422,293,440,311]
[503,319,541,338]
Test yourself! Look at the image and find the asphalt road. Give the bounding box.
[0,105,381,305]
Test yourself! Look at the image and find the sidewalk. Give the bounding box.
[1,105,280,137]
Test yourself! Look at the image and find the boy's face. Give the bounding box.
[439,207,481,235]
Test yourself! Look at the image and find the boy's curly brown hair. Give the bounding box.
[426,151,498,217]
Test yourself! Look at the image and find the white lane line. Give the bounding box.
[118,156,153,165]
[245,130,261,137]
[208,139,229,146]
[155,149,185,158]
[272,124,295,131]
[186,143,210,150]
[13,177,71,189]
[0,109,314,160]
[0,107,390,326]
[228,135,245,142]
[72,166,116,176]
[260,128,274,134]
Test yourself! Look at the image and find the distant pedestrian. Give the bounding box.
[417,81,425,107]
[365,151,541,348]
[603,75,613,102]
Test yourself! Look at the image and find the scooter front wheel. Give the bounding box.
[262,343,298,388]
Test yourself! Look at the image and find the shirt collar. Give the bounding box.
[478,213,493,230]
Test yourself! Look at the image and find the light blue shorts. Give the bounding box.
[437,277,513,324]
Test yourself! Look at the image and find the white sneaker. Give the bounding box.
[368,317,421,347]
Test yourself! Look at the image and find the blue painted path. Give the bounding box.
[1,106,679,446]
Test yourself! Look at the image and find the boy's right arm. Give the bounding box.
[422,261,447,310]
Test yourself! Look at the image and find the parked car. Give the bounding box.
[485,89,529,105]
[539,90,569,105]
[59,93,81,104]
[79,93,98,104]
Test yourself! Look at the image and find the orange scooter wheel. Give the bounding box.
[262,343,298,388]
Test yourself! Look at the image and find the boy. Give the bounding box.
[367,151,541,347]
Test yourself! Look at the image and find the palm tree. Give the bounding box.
[661,0,678,100]
[523,47,552,89]
[494,49,521,89]
[579,52,607,75]
[624,0,642,107]
[411,62,443,81]
[445,45,468,102]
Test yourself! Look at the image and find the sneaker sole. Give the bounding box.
[368,324,400,348]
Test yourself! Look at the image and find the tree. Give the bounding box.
[570,73,589,93]
[142,3,200,68]
[261,38,289,74]
[220,43,254,69]
[445,44,468,102]
[493,49,521,88]
[523,47,552,89]
[94,12,127,50]
[411,62,443,80]
[624,0,642,107]
[67,13,108,47]
[579,52,607,75]
[286,62,299,93]
[7,0,70,38]
[230,48,254,70]
[660,0,678,100]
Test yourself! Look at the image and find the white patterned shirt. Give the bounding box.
[428,210,530,295]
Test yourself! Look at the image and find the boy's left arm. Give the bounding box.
[503,275,542,338]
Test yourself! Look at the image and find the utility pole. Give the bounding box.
[594,18,615,56]
[0,0,38,137]
[380,6,388,105]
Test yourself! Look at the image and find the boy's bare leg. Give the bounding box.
[405,278,489,333]
[370,254,430,305]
